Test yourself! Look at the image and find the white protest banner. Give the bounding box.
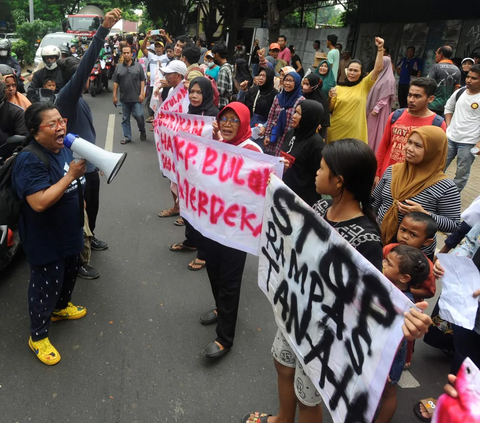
[159,80,190,113]
[173,132,284,255]
[154,112,214,182]
[258,175,415,423]
[149,63,157,87]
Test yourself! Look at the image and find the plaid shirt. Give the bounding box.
[217,62,234,108]
[264,95,305,156]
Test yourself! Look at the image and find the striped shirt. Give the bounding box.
[372,166,461,257]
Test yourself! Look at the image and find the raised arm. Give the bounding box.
[369,37,385,81]
[141,30,151,58]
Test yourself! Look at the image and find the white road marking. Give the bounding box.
[398,370,421,388]
[105,114,115,152]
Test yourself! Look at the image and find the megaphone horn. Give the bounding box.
[63,133,127,184]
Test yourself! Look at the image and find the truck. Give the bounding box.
[66,5,105,41]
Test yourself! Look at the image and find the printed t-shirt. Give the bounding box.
[11,143,85,265]
[327,76,375,144]
[375,111,447,178]
[445,90,480,145]
[428,61,461,114]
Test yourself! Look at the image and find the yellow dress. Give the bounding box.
[327,76,376,144]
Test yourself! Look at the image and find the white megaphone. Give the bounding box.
[63,133,127,184]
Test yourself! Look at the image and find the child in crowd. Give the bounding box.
[377,244,430,423]
[43,77,56,92]
[383,212,438,369]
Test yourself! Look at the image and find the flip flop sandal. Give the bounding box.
[174,217,185,226]
[413,398,437,422]
[120,139,131,144]
[158,208,179,218]
[149,127,154,131]
[241,412,272,423]
[169,242,197,252]
[188,258,206,271]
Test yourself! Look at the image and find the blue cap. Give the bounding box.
[63,133,78,149]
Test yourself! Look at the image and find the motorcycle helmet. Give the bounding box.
[0,39,12,57]
[0,64,15,78]
[70,38,79,45]
[41,45,61,70]
[59,44,70,58]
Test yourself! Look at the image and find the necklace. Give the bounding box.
[327,210,364,227]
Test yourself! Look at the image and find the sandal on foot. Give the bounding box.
[403,362,411,371]
[120,138,131,144]
[169,242,197,252]
[413,398,436,422]
[188,258,206,271]
[174,217,185,226]
[241,412,272,423]
[158,208,179,218]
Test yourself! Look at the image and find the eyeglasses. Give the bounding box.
[39,118,68,130]
[219,117,240,125]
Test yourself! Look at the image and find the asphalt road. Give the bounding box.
[0,89,452,423]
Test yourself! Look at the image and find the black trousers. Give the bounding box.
[202,238,247,348]
[84,170,100,234]
[183,220,206,261]
[29,254,80,341]
[398,84,409,109]
[451,324,480,375]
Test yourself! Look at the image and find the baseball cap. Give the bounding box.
[154,41,164,48]
[161,60,187,75]
[148,44,156,52]
[205,50,214,58]
[269,43,281,51]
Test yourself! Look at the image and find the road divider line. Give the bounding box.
[105,114,115,152]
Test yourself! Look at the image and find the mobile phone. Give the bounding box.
[151,29,160,35]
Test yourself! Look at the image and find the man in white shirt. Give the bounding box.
[326,34,340,82]
[444,64,480,191]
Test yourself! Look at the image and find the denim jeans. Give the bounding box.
[121,101,145,140]
[251,63,259,77]
[445,139,476,192]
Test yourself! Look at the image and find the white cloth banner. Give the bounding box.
[173,132,284,255]
[154,111,214,182]
[258,175,414,423]
[149,63,157,87]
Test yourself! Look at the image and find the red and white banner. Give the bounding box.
[159,82,190,113]
[154,111,214,181]
[173,132,284,255]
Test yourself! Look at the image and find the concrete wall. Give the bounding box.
[254,27,351,70]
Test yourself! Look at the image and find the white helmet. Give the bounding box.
[41,45,61,70]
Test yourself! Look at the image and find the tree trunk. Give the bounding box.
[267,0,281,43]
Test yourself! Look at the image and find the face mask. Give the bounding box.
[207,61,214,68]
[0,51,8,57]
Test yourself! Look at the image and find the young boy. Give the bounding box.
[377,244,430,423]
[43,77,56,91]
[384,211,437,300]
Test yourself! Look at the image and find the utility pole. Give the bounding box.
[29,0,34,22]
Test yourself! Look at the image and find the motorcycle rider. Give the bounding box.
[0,64,31,110]
[0,40,24,93]
[0,78,29,160]
[27,45,65,100]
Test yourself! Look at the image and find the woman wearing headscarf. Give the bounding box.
[242,67,278,128]
[327,37,385,144]
[366,56,396,153]
[372,126,461,260]
[235,58,253,102]
[169,77,219,270]
[302,73,330,139]
[281,100,325,206]
[315,59,336,100]
[200,102,262,360]
[263,71,304,156]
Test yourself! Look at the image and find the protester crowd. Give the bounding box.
[1,8,480,423]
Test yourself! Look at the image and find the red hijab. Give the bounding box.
[217,102,252,145]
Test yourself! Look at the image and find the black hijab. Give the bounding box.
[292,100,324,142]
[259,67,275,94]
[188,76,219,117]
[235,58,253,85]
[303,73,323,103]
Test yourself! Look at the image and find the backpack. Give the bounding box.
[0,143,50,229]
[185,66,220,107]
[455,87,467,102]
[391,108,445,127]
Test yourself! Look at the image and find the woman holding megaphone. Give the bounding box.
[11,102,88,366]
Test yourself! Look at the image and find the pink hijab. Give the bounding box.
[366,56,395,113]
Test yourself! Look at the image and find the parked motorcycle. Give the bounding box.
[0,135,27,272]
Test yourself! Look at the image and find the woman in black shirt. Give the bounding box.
[289,45,304,77]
